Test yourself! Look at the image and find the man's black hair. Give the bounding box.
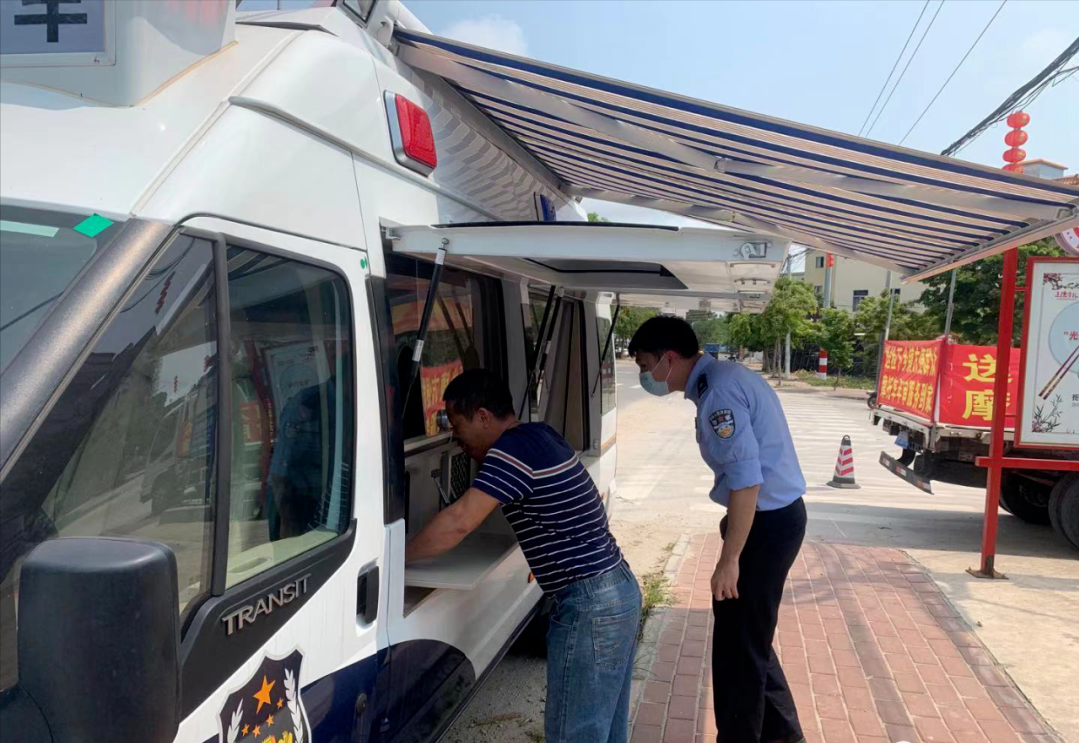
[628,316,699,359]
[443,368,516,420]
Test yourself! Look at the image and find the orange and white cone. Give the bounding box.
[827,435,860,489]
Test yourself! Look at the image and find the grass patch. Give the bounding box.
[792,369,877,390]
[524,729,545,743]
[638,571,674,642]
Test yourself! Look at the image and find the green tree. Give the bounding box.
[587,211,610,223]
[855,292,940,363]
[918,239,1063,345]
[728,313,765,353]
[817,308,856,382]
[614,306,658,345]
[758,277,819,371]
[693,315,730,345]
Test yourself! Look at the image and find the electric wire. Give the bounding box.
[857,0,931,138]
[865,0,947,139]
[899,0,1008,146]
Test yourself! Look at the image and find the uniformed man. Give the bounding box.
[630,316,807,743]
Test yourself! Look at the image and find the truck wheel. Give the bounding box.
[999,474,1051,525]
[898,448,916,466]
[1049,475,1079,550]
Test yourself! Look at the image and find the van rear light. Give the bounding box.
[385,92,437,175]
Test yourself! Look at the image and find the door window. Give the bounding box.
[224,247,354,587]
[0,235,217,691]
[522,289,554,421]
[385,255,494,440]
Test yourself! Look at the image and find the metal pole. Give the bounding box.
[823,261,833,309]
[942,269,958,340]
[876,272,897,385]
[971,248,1018,579]
[784,330,791,380]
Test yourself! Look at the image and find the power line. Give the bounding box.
[941,38,1079,156]
[865,0,947,139]
[857,1,931,137]
[899,0,1008,146]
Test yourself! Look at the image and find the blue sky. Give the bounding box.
[406,1,1077,171]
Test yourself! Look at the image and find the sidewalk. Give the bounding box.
[630,534,1061,743]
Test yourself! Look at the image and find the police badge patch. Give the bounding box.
[218,650,311,743]
[709,409,736,439]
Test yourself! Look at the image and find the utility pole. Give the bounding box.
[942,269,958,340]
[784,248,795,379]
[875,271,897,389]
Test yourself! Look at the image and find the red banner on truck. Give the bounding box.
[878,340,1021,427]
[878,340,944,420]
[938,343,1021,428]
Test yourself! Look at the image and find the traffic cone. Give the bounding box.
[827,435,861,489]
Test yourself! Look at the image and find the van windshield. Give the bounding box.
[0,206,124,373]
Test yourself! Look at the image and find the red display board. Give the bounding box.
[938,344,1021,427]
[879,340,1021,427]
[878,340,944,421]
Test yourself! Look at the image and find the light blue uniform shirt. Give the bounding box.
[685,354,806,511]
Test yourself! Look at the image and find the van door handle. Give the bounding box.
[357,566,379,623]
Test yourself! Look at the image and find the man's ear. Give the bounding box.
[476,407,492,428]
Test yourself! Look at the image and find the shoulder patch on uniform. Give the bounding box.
[696,373,709,397]
[709,409,735,439]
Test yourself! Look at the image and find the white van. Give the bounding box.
[0,3,786,742]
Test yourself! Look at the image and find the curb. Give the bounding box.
[628,533,692,719]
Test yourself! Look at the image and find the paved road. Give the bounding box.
[446,360,1078,742]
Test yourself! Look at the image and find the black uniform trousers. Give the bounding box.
[713,497,807,743]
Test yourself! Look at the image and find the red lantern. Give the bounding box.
[1004,129,1028,147]
[1003,148,1026,163]
[1006,111,1030,128]
[1002,163,1025,173]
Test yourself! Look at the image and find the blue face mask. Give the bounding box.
[640,355,672,397]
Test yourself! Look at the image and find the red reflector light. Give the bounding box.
[385,92,437,175]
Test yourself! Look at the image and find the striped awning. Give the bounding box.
[394,29,1079,281]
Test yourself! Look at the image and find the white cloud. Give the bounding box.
[442,15,528,56]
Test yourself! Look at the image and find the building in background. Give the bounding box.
[802,251,930,312]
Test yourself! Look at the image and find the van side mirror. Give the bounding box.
[17,538,181,743]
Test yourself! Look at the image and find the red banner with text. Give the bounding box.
[878,340,945,421]
[938,344,1021,428]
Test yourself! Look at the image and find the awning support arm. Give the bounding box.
[402,239,448,416]
[398,43,1069,220]
[592,301,622,397]
[519,287,562,420]
[566,186,913,276]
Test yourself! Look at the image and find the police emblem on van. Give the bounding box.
[709,409,735,439]
[218,650,312,743]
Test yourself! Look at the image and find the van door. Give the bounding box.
[0,218,387,743]
[374,251,537,741]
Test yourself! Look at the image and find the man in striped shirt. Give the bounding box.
[406,369,641,743]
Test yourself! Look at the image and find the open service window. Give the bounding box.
[387,221,790,315]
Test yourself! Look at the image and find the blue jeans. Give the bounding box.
[545,562,642,743]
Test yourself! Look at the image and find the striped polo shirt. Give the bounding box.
[472,423,623,592]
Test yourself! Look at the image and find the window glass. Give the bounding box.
[0,236,217,692]
[596,314,616,415]
[0,206,124,372]
[852,289,869,311]
[386,255,488,440]
[224,248,354,588]
[342,0,377,22]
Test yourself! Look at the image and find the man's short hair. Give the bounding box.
[443,368,515,420]
[628,316,699,359]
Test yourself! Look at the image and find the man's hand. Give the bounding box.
[405,488,500,564]
[711,559,740,601]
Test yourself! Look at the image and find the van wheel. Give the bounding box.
[1049,475,1079,550]
[999,474,1051,525]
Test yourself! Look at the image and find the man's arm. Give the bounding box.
[711,484,759,600]
[405,488,501,563]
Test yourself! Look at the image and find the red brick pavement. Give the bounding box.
[631,535,1060,743]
